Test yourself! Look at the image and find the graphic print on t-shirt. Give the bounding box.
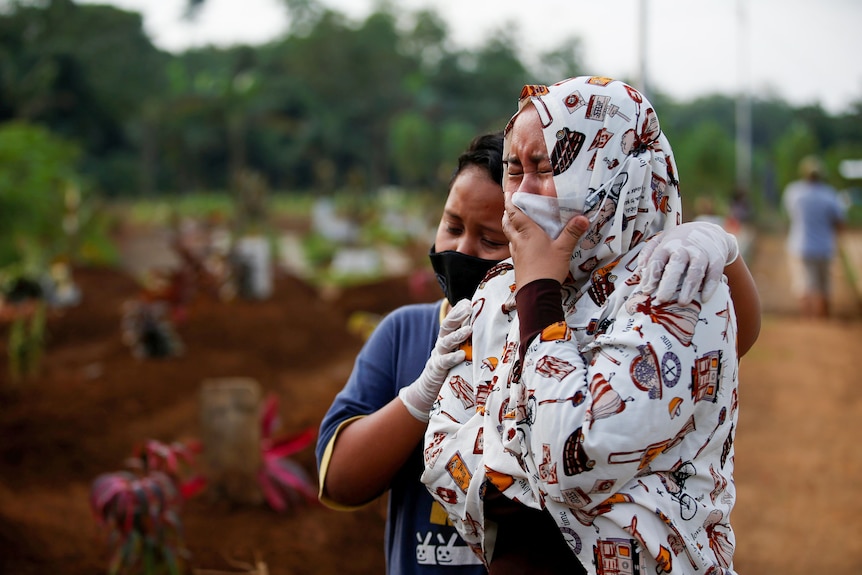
[414,503,483,566]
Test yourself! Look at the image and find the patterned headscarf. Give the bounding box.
[422,78,740,574]
[504,76,682,290]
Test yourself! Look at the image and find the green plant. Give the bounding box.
[7,301,46,383]
[0,122,83,268]
[300,232,338,270]
[2,268,48,384]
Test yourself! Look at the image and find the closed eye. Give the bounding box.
[503,159,523,176]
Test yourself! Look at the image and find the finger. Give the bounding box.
[439,301,472,338]
[557,214,590,249]
[438,325,473,352]
[502,190,520,223]
[699,266,724,302]
[443,299,472,326]
[676,245,711,303]
[504,202,532,231]
[636,236,660,271]
[503,190,543,235]
[502,207,533,241]
[677,270,704,305]
[653,256,688,303]
[637,236,670,294]
[438,349,467,371]
[639,256,664,294]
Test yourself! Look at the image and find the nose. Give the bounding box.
[517,172,554,197]
[454,234,482,258]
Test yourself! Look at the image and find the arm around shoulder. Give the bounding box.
[321,397,429,507]
[725,256,760,357]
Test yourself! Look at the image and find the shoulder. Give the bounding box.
[469,259,518,345]
[473,258,516,301]
[364,301,443,348]
[378,301,443,329]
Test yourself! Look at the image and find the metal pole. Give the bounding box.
[639,0,649,96]
[735,0,752,194]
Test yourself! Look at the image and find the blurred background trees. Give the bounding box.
[1,0,861,240]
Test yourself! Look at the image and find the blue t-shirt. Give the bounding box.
[783,179,846,259]
[316,302,485,575]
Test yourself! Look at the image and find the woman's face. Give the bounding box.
[435,165,509,260]
[503,104,556,198]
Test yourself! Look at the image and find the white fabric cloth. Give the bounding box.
[511,190,593,239]
[421,77,739,574]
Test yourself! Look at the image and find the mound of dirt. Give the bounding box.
[0,262,440,575]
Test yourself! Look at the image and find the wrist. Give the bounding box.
[516,267,567,288]
[398,386,431,422]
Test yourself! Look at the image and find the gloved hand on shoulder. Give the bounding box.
[637,221,740,304]
[399,298,473,422]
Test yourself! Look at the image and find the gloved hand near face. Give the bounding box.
[399,298,473,422]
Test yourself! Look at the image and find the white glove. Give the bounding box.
[637,221,740,304]
[399,298,473,422]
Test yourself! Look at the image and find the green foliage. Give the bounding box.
[436,122,480,184]
[671,120,736,210]
[7,301,46,383]
[301,232,339,269]
[0,0,169,194]
[534,36,585,83]
[0,121,81,268]
[389,111,436,187]
[772,123,819,191]
[0,0,859,223]
[74,205,121,266]
[845,201,862,227]
[657,92,862,225]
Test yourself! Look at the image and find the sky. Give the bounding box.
[83,0,862,115]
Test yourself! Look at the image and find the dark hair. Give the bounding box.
[449,131,504,189]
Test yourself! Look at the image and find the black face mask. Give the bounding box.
[429,245,502,306]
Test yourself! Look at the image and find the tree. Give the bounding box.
[772,122,819,191]
[0,121,82,269]
[534,36,585,84]
[0,0,168,194]
[670,120,736,215]
[389,111,435,187]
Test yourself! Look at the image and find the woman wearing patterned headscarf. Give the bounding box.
[422,77,741,574]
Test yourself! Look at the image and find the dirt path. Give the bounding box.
[749,229,862,318]
[731,230,862,574]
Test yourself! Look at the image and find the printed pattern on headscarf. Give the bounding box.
[421,77,739,575]
[507,75,680,295]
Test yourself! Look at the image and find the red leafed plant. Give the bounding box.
[90,470,186,575]
[128,439,207,501]
[89,397,317,574]
[257,394,319,512]
[90,440,205,575]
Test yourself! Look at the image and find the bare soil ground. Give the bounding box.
[1,228,860,574]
